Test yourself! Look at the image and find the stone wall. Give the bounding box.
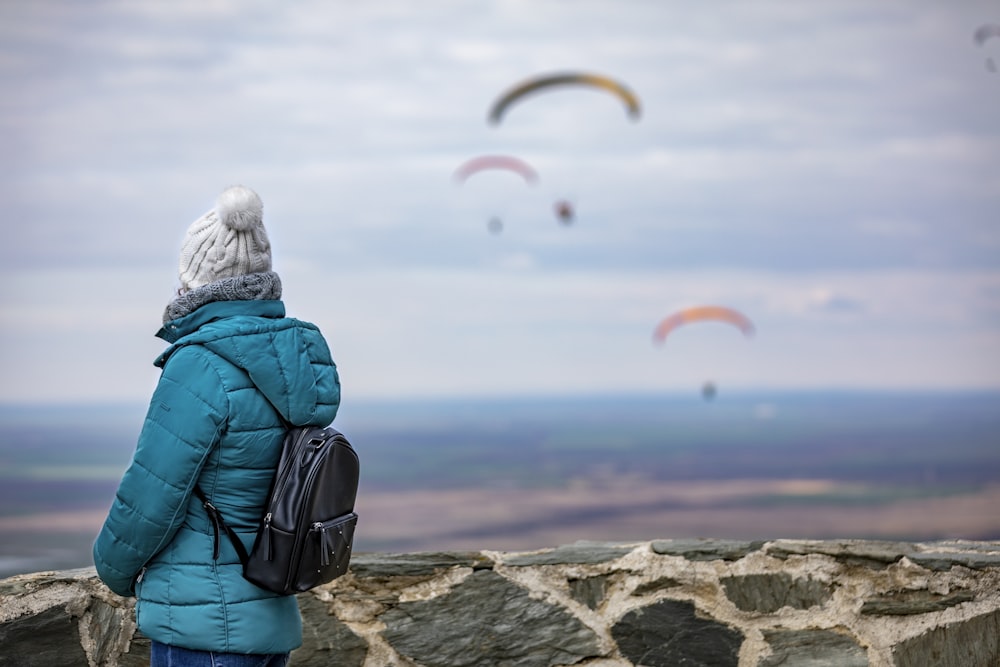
[2,539,1000,667]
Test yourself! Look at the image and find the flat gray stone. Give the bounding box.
[568,575,609,610]
[118,632,151,667]
[892,609,1000,667]
[722,573,832,613]
[83,598,135,666]
[861,589,975,616]
[612,599,743,667]
[0,568,98,596]
[382,569,600,667]
[632,576,682,596]
[0,606,89,667]
[651,538,766,561]
[766,540,911,569]
[348,552,493,577]
[918,540,1000,553]
[905,551,1000,572]
[760,629,868,667]
[292,594,368,667]
[503,541,634,566]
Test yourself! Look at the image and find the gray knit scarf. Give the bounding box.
[163,271,283,324]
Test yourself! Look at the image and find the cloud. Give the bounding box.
[805,289,866,314]
[1,0,998,400]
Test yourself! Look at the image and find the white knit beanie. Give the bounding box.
[178,185,272,291]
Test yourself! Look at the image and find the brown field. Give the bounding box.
[353,478,1000,552]
[2,478,997,577]
[4,393,998,579]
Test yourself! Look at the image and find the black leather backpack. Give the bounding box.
[196,425,359,594]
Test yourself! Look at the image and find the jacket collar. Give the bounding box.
[156,299,286,344]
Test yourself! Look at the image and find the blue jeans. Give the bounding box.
[150,641,290,667]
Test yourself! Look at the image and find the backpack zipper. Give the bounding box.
[314,522,330,566]
[261,512,273,561]
[310,514,355,567]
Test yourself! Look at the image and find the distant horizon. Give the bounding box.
[0,384,997,407]
[2,383,998,575]
[2,384,1000,410]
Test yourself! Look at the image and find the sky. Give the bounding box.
[1,0,999,404]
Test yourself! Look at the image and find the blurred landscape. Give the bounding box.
[3,4,999,586]
[2,390,998,579]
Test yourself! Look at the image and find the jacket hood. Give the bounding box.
[156,300,339,426]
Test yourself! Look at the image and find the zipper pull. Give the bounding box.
[136,566,146,584]
[318,523,332,567]
[262,513,273,561]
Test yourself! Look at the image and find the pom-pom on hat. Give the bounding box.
[178,185,272,291]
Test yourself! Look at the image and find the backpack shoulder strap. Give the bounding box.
[194,485,250,566]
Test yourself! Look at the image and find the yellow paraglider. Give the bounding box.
[652,306,755,345]
[488,72,641,125]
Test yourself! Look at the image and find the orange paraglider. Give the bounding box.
[488,72,641,125]
[652,306,755,345]
[453,155,539,185]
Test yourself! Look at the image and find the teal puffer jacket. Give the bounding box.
[93,299,340,654]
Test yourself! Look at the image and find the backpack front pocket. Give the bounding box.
[295,512,358,592]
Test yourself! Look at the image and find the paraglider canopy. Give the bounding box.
[974,23,1000,45]
[974,23,1000,72]
[488,72,642,125]
[652,306,755,345]
[453,155,540,185]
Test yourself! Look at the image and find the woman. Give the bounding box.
[93,185,341,666]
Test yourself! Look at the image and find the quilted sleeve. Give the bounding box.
[92,346,228,597]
